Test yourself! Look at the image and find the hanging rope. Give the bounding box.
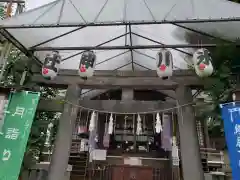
[54,97,198,115]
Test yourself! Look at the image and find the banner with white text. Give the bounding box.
[220,102,240,180]
[0,91,40,180]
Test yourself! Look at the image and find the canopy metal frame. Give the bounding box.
[0,0,238,69]
[2,17,240,29]
[31,43,240,51]
[0,0,24,3]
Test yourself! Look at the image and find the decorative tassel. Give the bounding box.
[80,139,85,152]
[136,114,142,135]
[172,136,179,158]
[171,136,179,166]
[155,113,163,133]
[172,136,177,147]
[108,113,113,134]
[89,111,96,132]
[45,123,53,147]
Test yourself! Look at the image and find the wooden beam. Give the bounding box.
[37,99,176,113]
[157,90,176,99]
[31,70,203,89]
[33,69,196,77]
[32,75,203,89]
[37,99,64,112]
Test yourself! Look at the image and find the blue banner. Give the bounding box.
[220,102,240,180]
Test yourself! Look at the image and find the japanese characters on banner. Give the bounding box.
[156,49,173,78]
[0,91,40,180]
[220,102,240,180]
[78,51,96,78]
[42,51,61,80]
[193,48,213,77]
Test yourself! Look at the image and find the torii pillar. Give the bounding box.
[47,85,81,180]
[176,86,204,180]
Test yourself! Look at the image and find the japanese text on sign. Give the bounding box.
[235,124,240,167]
[12,107,25,118]
[2,149,11,161]
[5,128,19,140]
[0,91,40,180]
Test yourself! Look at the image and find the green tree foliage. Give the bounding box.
[0,4,60,172]
[176,27,240,137]
[0,3,5,19]
[231,0,240,2]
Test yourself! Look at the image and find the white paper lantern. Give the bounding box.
[78,51,96,78]
[193,48,213,77]
[156,49,173,78]
[42,51,61,80]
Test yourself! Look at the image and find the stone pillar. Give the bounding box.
[171,113,180,180]
[176,86,204,180]
[47,85,81,180]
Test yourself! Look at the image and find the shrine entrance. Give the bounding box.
[1,0,237,179]
[71,89,174,180]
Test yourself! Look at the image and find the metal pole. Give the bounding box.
[2,17,240,28]
[0,0,24,3]
[132,32,192,56]
[128,25,134,71]
[31,26,86,48]
[172,23,232,43]
[32,43,239,51]
[61,32,129,61]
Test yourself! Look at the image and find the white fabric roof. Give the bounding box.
[1,0,240,97]
[3,0,240,25]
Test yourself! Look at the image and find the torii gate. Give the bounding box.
[1,0,240,180]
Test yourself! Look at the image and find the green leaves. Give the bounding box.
[0,48,29,86]
[0,47,60,169]
[0,4,5,19]
[180,25,240,138]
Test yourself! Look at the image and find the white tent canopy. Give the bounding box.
[3,0,240,25]
[0,0,240,97]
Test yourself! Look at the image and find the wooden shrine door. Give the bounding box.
[112,165,153,180]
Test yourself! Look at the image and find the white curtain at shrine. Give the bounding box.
[161,114,172,151]
[88,112,98,162]
[103,120,110,148]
